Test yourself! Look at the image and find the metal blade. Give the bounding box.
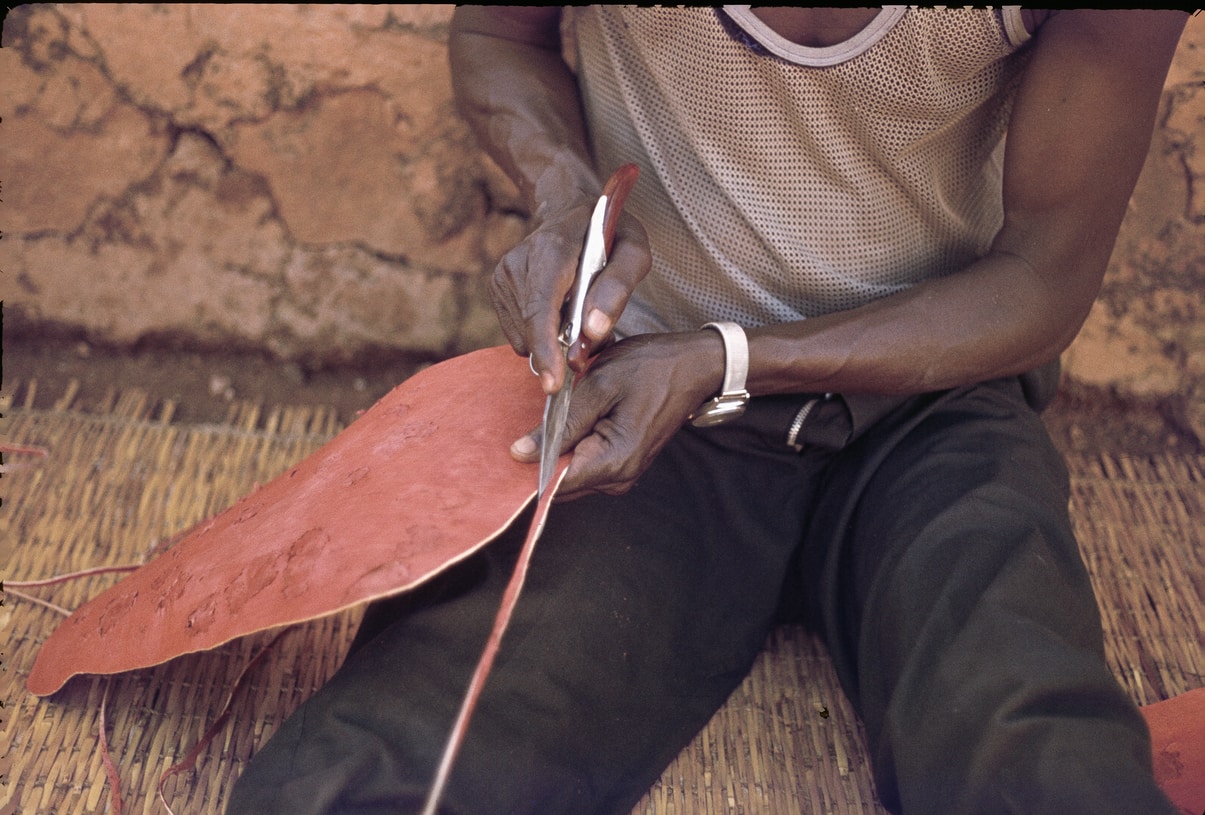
[538,379,573,498]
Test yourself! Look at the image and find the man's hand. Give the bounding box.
[491,197,651,396]
[510,331,726,499]
[451,7,656,395]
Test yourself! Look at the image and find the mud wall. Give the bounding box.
[1,5,1201,435]
[0,5,523,363]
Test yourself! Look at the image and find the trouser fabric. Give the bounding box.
[226,373,1173,815]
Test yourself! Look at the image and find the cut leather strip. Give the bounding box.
[157,628,294,815]
[421,466,569,815]
[27,346,563,697]
[98,684,124,815]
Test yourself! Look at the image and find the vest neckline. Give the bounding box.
[720,6,908,67]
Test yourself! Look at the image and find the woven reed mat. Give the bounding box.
[1,380,1201,815]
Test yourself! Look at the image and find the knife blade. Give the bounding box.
[536,164,639,499]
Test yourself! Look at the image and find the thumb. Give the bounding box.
[510,427,541,462]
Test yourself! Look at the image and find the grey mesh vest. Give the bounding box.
[571,6,1034,336]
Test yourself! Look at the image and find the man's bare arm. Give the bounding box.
[742,10,1188,397]
[449,7,595,218]
[449,7,651,394]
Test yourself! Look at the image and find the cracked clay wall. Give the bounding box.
[0,4,523,364]
[0,5,1202,436]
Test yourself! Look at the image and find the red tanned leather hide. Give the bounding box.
[27,345,560,696]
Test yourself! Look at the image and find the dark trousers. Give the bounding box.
[226,374,1172,815]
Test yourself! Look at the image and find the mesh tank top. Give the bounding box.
[570,6,1034,336]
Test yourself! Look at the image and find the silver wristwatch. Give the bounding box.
[689,321,751,427]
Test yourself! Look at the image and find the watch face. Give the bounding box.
[689,397,748,428]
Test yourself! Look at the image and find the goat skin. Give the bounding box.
[27,345,563,697]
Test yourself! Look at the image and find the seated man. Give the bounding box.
[228,8,1187,814]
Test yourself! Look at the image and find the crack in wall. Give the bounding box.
[2,4,511,365]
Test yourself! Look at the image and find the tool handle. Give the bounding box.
[599,164,640,256]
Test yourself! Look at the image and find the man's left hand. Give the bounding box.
[510,331,725,500]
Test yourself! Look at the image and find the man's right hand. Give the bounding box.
[490,197,651,396]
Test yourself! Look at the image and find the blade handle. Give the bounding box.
[599,164,640,257]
